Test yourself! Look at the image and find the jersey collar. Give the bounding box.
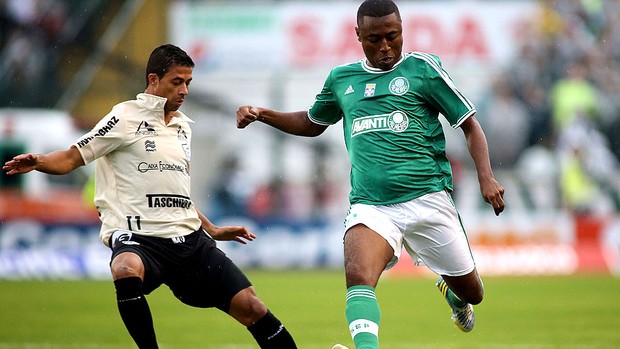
[136,93,194,124]
[137,93,167,111]
[362,54,405,73]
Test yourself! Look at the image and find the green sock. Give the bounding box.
[447,288,467,308]
[345,286,380,349]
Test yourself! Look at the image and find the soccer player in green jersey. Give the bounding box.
[237,1,505,348]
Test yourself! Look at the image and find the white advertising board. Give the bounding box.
[169,1,536,72]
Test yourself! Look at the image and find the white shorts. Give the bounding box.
[343,190,475,276]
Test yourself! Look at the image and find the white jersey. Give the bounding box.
[75,93,201,245]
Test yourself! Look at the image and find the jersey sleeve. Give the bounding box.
[308,70,343,125]
[73,107,127,165]
[421,54,476,128]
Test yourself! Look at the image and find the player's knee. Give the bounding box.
[445,273,484,305]
[460,280,484,305]
[246,298,269,324]
[229,287,268,326]
[345,262,378,287]
[468,288,484,305]
[110,252,144,279]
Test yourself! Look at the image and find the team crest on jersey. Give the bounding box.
[389,77,409,95]
[364,83,376,97]
[387,111,409,132]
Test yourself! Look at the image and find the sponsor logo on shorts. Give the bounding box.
[146,194,192,209]
[111,231,140,248]
[171,236,186,244]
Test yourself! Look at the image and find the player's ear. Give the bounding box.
[355,27,361,42]
[148,73,159,86]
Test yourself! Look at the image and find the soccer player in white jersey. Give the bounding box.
[3,44,297,349]
[236,1,505,348]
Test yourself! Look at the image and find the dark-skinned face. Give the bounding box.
[356,13,403,71]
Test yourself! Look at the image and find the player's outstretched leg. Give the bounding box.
[247,310,297,348]
[114,277,159,348]
[345,285,380,348]
[436,277,475,332]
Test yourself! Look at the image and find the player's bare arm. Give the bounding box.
[196,209,256,244]
[210,225,256,244]
[236,106,327,137]
[3,146,85,175]
[460,115,505,216]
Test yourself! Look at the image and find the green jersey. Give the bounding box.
[308,52,476,205]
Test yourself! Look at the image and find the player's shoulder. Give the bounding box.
[109,96,151,121]
[330,58,365,74]
[110,98,136,113]
[102,102,134,127]
[111,100,134,113]
[174,111,194,127]
[404,51,443,68]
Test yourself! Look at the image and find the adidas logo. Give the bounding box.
[345,85,355,95]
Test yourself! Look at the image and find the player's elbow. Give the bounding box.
[300,122,327,137]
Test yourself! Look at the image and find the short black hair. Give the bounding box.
[145,44,195,87]
[357,0,401,26]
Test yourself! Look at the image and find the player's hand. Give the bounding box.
[236,105,260,129]
[480,177,505,216]
[2,153,39,175]
[209,225,257,244]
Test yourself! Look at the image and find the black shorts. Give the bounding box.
[109,229,252,312]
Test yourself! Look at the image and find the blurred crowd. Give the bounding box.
[0,0,102,108]
[475,0,620,215]
[210,0,620,221]
[208,142,346,226]
[2,0,620,220]
[0,0,71,106]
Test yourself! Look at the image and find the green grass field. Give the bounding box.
[1,270,619,348]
